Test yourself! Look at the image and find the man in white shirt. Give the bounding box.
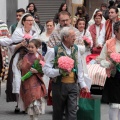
[43,27,88,120]
[97,6,120,47]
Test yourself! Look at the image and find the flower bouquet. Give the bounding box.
[110,52,120,76]
[23,34,32,44]
[82,36,91,47]
[57,56,75,76]
[21,60,45,81]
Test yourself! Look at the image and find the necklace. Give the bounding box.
[25,29,30,33]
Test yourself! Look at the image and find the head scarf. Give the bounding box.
[17,13,41,35]
[88,9,106,26]
[12,13,41,43]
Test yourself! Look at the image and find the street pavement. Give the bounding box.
[0,81,109,120]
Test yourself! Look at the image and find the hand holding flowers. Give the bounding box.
[21,60,45,81]
[23,34,32,44]
[108,52,120,77]
[82,36,91,47]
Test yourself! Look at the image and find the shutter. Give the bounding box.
[29,0,66,25]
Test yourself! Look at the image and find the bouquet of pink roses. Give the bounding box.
[82,36,91,47]
[58,56,74,76]
[110,52,120,72]
[23,34,32,44]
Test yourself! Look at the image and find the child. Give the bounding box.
[20,39,47,120]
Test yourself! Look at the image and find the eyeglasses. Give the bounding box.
[60,19,70,22]
[25,20,34,22]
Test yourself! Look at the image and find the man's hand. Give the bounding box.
[81,87,89,92]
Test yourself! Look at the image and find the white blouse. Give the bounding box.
[43,43,87,88]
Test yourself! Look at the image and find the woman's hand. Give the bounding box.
[15,40,27,51]
[21,40,27,47]
[30,68,38,74]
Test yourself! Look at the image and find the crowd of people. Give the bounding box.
[0,1,120,120]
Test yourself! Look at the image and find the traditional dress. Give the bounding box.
[6,13,40,102]
[20,53,46,115]
[43,43,87,120]
[74,29,93,57]
[48,24,81,48]
[99,37,120,120]
[74,30,92,90]
[89,23,103,54]
[98,18,120,46]
[0,20,10,82]
[88,9,106,26]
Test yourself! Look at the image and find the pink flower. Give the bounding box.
[58,56,74,72]
[82,36,91,45]
[110,53,120,63]
[39,60,45,67]
[23,34,32,40]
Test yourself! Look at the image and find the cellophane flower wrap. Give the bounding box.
[23,34,32,44]
[58,56,74,76]
[21,60,45,81]
[109,52,120,76]
[82,36,91,47]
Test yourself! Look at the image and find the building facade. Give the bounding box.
[0,0,110,27]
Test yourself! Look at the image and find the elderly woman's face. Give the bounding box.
[46,21,55,33]
[23,16,34,29]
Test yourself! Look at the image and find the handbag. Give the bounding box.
[77,90,100,120]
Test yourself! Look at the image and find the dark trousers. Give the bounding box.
[52,82,77,120]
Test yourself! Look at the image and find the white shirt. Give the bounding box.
[43,43,87,88]
[100,39,120,60]
[97,22,115,46]
[39,32,49,43]
[0,37,12,46]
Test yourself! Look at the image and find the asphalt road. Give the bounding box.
[0,81,109,120]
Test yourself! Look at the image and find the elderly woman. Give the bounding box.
[6,13,40,113]
[40,19,55,56]
[39,19,55,114]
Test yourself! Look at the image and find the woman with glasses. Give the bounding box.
[6,13,41,113]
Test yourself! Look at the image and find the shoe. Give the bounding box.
[21,111,27,114]
[14,106,20,113]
